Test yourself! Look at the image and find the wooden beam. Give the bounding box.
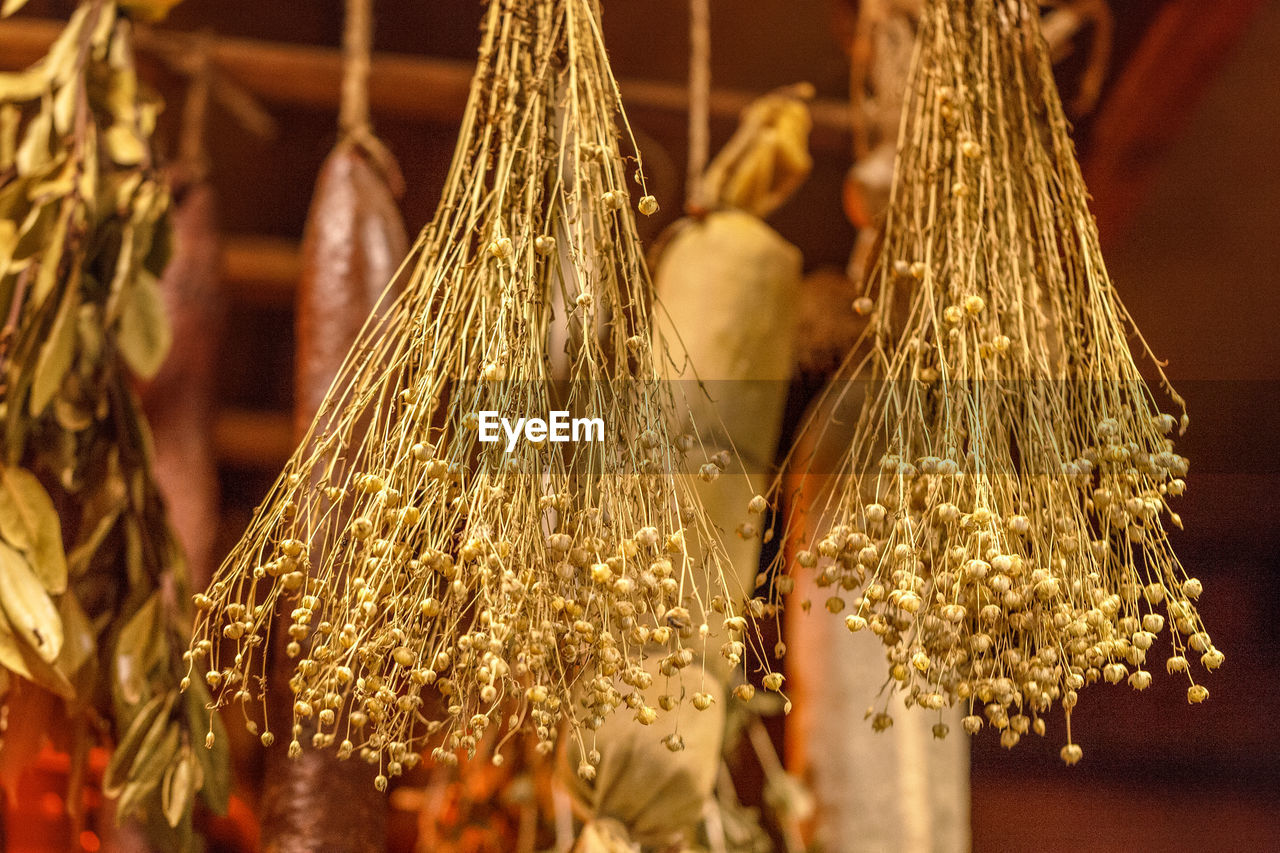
[220,235,300,309]
[212,408,293,468]
[0,18,851,149]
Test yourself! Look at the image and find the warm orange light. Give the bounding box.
[38,792,62,818]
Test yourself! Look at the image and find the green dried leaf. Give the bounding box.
[54,592,95,679]
[127,177,163,228]
[76,128,97,206]
[89,2,118,61]
[0,607,74,697]
[184,680,229,814]
[66,514,115,575]
[103,123,144,167]
[130,712,180,786]
[45,5,90,89]
[0,179,27,230]
[53,395,94,433]
[76,301,105,366]
[0,600,35,680]
[0,224,14,281]
[1,0,34,19]
[160,747,195,828]
[29,278,79,418]
[142,214,172,278]
[103,690,169,796]
[52,80,76,135]
[120,1,183,25]
[0,465,68,593]
[11,197,54,263]
[26,163,76,207]
[116,270,171,379]
[14,107,50,175]
[103,67,139,128]
[117,720,179,820]
[29,211,67,307]
[0,540,62,662]
[0,274,13,324]
[123,511,146,587]
[0,66,46,101]
[106,221,136,318]
[67,466,126,576]
[114,590,160,706]
[0,105,19,169]
[109,170,143,211]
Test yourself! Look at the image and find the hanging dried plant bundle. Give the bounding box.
[189,0,774,788]
[0,0,226,845]
[794,0,1214,763]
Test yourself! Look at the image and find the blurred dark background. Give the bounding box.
[4,1,1279,850]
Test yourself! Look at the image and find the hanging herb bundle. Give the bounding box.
[0,0,226,846]
[793,0,1215,763]
[190,0,776,790]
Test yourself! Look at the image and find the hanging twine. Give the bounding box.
[340,0,373,136]
[176,35,212,179]
[337,0,404,196]
[846,0,882,162]
[139,29,277,160]
[686,0,710,210]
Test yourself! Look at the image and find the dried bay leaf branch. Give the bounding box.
[0,1,225,845]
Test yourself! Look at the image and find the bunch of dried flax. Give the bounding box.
[189,0,778,791]
[786,0,1215,764]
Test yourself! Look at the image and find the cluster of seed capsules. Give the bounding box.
[186,427,783,789]
[807,418,1217,763]
[797,0,1222,764]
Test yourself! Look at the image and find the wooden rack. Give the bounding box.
[0,19,854,472]
[0,18,853,146]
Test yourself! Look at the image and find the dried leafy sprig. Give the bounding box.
[0,1,227,845]
[189,0,778,789]
[787,0,1215,763]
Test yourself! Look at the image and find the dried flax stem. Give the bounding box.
[784,0,1216,764]
[189,0,777,790]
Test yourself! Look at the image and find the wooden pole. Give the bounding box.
[0,18,852,149]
